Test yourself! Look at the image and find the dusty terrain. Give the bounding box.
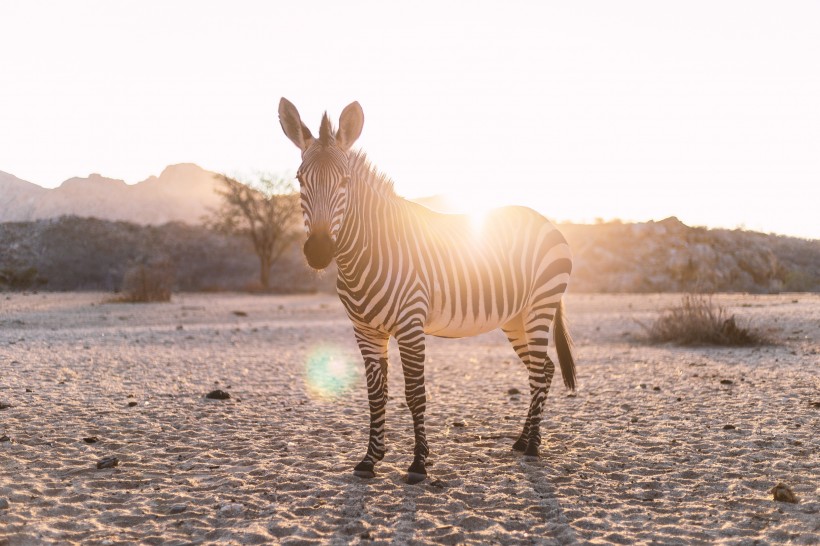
[1,291,818,545]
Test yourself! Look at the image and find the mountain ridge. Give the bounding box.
[0,164,223,225]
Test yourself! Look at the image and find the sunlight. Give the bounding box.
[438,191,501,234]
[304,345,358,401]
[468,206,493,234]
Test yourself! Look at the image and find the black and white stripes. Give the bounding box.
[279,98,576,483]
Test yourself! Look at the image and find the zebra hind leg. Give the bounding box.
[352,329,389,479]
[503,310,557,458]
[502,319,532,452]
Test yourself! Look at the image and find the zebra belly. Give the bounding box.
[422,295,522,338]
[423,317,509,338]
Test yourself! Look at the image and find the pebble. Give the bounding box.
[0,402,11,410]
[0,435,11,443]
[720,379,734,385]
[127,401,138,407]
[770,483,798,503]
[507,388,521,395]
[83,436,99,444]
[97,456,119,469]
[723,424,737,430]
[206,389,231,400]
[169,504,188,514]
[0,498,9,509]
[451,420,466,427]
[218,503,244,517]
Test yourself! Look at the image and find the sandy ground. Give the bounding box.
[1,291,818,545]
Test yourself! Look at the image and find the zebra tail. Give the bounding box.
[554,299,577,391]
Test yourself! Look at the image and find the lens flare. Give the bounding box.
[304,345,359,401]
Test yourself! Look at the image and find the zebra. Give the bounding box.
[278,98,576,484]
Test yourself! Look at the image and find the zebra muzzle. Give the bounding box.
[304,231,335,270]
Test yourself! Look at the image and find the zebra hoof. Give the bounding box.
[353,461,375,479]
[406,471,427,484]
[406,458,427,484]
[523,443,540,458]
[512,438,527,452]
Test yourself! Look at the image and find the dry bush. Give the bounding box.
[117,261,174,303]
[643,294,768,346]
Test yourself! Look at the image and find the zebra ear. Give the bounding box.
[336,101,364,151]
[279,97,314,152]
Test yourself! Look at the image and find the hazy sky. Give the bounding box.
[1,1,818,238]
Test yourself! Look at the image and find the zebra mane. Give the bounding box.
[350,151,398,199]
[319,112,335,146]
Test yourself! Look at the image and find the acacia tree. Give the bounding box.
[209,174,301,290]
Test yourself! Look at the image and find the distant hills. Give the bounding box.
[0,164,223,225]
[1,165,818,293]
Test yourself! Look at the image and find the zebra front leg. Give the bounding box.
[396,325,429,484]
[352,328,389,479]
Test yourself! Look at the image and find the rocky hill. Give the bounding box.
[560,218,819,293]
[0,164,223,225]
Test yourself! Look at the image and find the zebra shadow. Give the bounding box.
[328,451,579,544]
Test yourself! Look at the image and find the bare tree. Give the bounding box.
[208,174,301,290]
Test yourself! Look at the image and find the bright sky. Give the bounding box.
[1,1,818,239]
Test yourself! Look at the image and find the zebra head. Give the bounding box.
[278,98,364,270]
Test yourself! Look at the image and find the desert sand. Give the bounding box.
[1,291,818,545]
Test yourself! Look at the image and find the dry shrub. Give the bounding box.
[118,261,174,303]
[644,294,768,346]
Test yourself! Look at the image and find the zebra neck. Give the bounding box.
[335,157,401,274]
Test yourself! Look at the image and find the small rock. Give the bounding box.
[451,420,466,427]
[430,479,445,488]
[507,388,521,395]
[770,483,798,503]
[25,388,32,393]
[652,386,661,391]
[218,503,244,517]
[83,436,99,444]
[96,456,119,469]
[0,498,9,510]
[639,383,647,389]
[1,435,12,443]
[0,402,11,410]
[810,402,820,409]
[720,379,734,385]
[631,416,639,423]
[723,424,737,430]
[127,401,138,407]
[169,504,188,514]
[206,390,231,400]
[176,325,184,331]
[232,310,248,317]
